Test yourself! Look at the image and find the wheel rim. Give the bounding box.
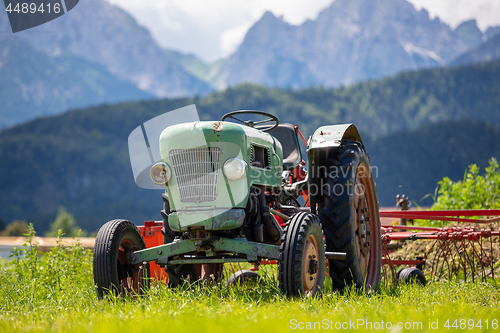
[302,234,320,296]
[117,238,145,296]
[353,163,380,288]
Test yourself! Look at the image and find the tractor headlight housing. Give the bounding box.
[223,158,247,180]
[150,162,172,185]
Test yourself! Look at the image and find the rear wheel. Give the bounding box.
[166,264,200,287]
[318,141,381,291]
[93,219,150,298]
[279,212,325,297]
[227,270,260,285]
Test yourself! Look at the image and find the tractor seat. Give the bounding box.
[267,123,302,170]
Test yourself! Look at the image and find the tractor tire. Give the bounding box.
[318,141,381,291]
[166,264,200,288]
[278,212,325,297]
[227,270,260,285]
[93,219,150,298]
[397,267,426,286]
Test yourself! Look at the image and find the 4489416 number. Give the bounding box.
[444,319,498,330]
[5,2,61,14]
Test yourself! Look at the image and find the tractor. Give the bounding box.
[93,110,381,297]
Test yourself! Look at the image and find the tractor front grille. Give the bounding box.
[169,147,221,203]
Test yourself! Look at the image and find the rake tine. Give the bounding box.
[449,239,461,280]
[435,240,449,280]
[455,240,467,282]
[450,239,464,279]
[455,239,468,281]
[468,238,482,281]
[480,236,484,274]
[468,238,487,282]
[439,240,453,280]
[382,244,397,286]
[478,237,495,279]
[489,233,497,279]
[460,238,474,282]
[429,239,444,279]
[442,240,455,280]
[489,235,494,278]
[230,262,236,276]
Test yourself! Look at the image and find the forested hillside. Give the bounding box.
[1,60,499,232]
[198,60,500,137]
[366,120,500,207]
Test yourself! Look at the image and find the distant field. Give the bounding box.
[0,237,499,333]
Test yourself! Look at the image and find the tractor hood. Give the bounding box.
[158,121,283,220]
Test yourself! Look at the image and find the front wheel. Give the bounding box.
[279,212,325,297]
[93,219,150,298]
[318,141,381,291]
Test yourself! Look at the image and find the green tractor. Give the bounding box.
[93,110,381,297]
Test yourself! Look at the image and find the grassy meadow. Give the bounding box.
[0,227,499,332]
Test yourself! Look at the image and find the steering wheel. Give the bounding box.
[221,110,279,132]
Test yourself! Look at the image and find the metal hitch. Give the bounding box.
[127,237,281,265]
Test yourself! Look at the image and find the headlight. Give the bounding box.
[150,162,172,185]
[223,158,247,180]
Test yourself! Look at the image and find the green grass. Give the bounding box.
[1,230,499,332]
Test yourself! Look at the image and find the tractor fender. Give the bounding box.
[308,123,363,150]
[306,124,364,215]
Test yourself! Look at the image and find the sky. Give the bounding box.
[105,0,500,63]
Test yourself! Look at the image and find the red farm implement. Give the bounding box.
[138,209,500,286]
[379,209,500,284]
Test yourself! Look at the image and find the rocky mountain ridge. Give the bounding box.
[212,0,498,89]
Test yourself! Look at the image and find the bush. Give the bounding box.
[432,158,500,210]
[0,220,29,236]
[45,206,85,237]
[4,224,94,307]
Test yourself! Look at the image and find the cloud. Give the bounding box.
[104,0,332,61]
[220,23,253,55]
[104,0,500,62]
[408,0,500,30]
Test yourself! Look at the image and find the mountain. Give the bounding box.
[213,0,487,89]
[7,0,213,98]
[451,20,483,50]
[3,0,498,129]
[450,32,500,66]
[0,0,213,128]
[1,60,500,232]
[0,37,152,129]
[164,50,226,89]
[485,26,500,41]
